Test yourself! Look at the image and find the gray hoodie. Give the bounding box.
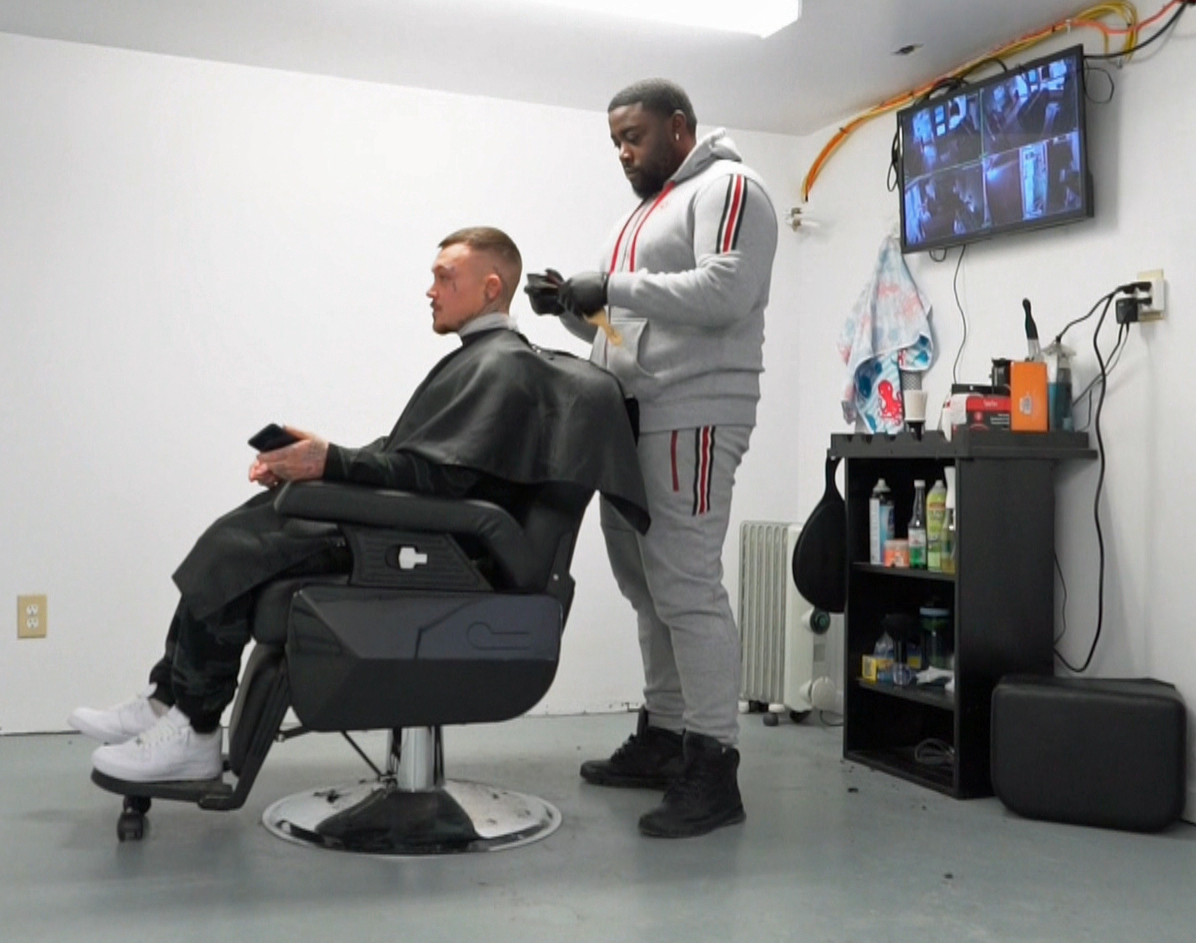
[565,130,778,433]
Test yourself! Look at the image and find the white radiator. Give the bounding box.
[738,521,837,714]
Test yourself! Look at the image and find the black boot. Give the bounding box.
[638,731,745,838]
[580,708,684,789]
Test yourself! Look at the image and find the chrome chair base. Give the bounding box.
[262,777,561,855]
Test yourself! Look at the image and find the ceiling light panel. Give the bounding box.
[533,0,801,38]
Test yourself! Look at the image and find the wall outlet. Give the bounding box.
[1137,269,1166,321]
[18,595,47,639]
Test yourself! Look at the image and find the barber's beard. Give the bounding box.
[628,135,678,198]
[630,165,672,198]
[631,179,663,199]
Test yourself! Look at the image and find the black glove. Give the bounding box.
[524,269,566,316]
[559,272,609,316]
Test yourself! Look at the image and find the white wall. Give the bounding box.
[0,32,807,732]
[789,32,1196,817]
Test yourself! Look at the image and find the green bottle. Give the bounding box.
[941,508,957,576]
[926,479,948,571]
[908,480,927,569]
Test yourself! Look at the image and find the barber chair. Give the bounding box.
[92,478,592,854]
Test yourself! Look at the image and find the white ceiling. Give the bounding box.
[0,0,1093,136]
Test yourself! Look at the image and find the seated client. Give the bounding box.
[69,225,648,783]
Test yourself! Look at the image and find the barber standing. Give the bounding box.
[532,78,778,838]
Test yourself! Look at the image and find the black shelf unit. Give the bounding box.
[830,429,1095,798]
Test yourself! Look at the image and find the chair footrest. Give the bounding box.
[91,767,234,804]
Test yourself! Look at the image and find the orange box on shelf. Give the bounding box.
[1010,361,1048,432]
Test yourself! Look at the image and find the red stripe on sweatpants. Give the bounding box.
[670,430,680,492]
[698,426,712,515]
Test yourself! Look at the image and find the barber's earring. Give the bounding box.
[674,133,679,141]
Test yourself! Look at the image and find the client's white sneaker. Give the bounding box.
[91,707,223,783]
[68,685,168,744]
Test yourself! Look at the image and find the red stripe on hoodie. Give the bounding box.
[721,176,744,254]
[609,203,645,273]
[628,182,675,271]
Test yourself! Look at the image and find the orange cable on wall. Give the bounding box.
[798,1,1165,202]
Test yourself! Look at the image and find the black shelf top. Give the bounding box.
[855,677,956,711]
[829,429,1096,461]
[852,563,956,582]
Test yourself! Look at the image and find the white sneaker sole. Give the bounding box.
[91,736,224,783]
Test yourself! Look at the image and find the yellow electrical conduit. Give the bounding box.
[799,1,1185,202]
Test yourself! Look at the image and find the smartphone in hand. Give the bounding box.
[248,423,300,452]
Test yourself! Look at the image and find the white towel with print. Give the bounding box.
[838,235,934,432]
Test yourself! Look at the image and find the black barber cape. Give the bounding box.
[173,328,649,618]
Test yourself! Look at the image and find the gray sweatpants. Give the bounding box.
[600,425,751,746]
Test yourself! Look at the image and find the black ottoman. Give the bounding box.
[991,675,1187,832]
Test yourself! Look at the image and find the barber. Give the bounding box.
[532,79,778,838]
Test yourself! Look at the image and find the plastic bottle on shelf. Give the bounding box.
[908,479,927,569]
[941,467,958,576]
[926,478,947,571]
[919,603,952,669]
[873,630,896,684]
[941,507,957,575]
[880,486,895,563]
[868,478,893,565]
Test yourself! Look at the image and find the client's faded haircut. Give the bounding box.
[440,226,523,309]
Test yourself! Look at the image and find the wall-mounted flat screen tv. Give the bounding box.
[898,44,1093,254]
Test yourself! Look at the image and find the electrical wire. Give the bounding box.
[1053,551,1070,645]
[1083,61,1118,103]
[1086,0,1192,58]
[1056,292,1128,673]
[1055,277,1148,346]
[1097,0,1188,31]
[801,2,1147,201]
[914,738,956,768]
[1056,290,1118,343]
[950,244,968,383]
[1074,321,1130,429]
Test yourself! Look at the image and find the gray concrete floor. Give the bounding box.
[2,711,1194,943]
